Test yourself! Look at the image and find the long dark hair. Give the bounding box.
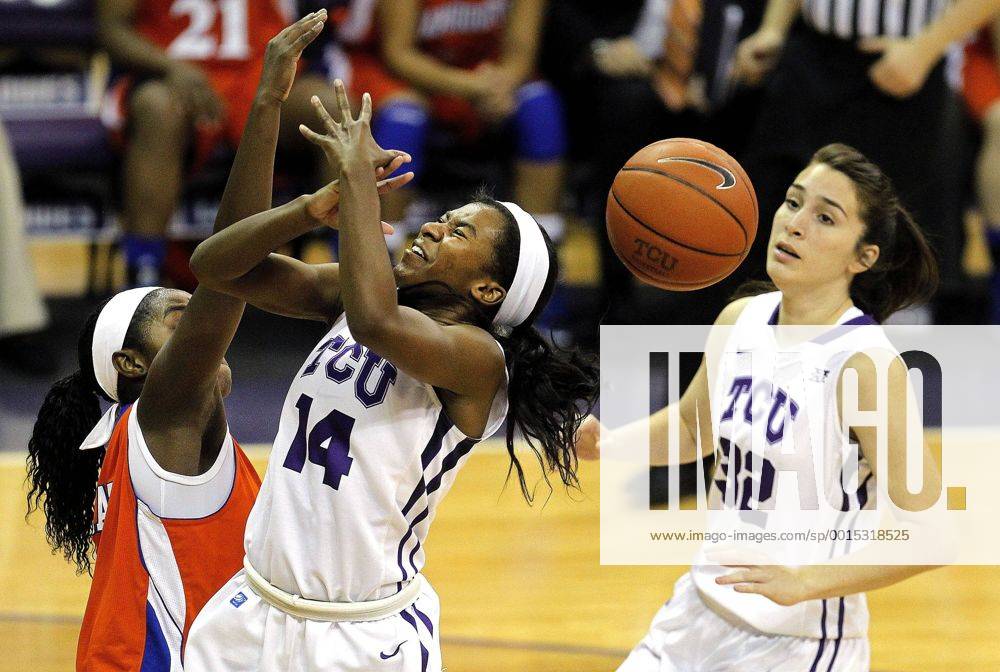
[400,193,599,500]
[480,196,599,500]
[26,291,161,574]
[735,144,939,322]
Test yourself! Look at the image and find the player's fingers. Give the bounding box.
[715,570,751,585]
[311,95,340,134]
[333,79,353,123]
[286,9,326,40]
[291,18,326,52]
[359,92,373,124]
[732,583,761,594]
[381,221,396,235]
[298,123,326,146]
[376,172,415,195]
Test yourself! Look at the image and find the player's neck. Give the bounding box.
[777,287,855,326]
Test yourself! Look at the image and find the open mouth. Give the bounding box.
[410,241,428,261]
[775,242,800,260]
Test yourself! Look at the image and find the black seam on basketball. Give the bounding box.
[610,190,745,258]
[619,166,750,244]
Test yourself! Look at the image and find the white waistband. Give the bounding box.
[242,556,424,622]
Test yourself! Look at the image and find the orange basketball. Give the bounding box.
[606,138,758,291]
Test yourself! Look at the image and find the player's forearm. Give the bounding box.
[191,198,319,284]
[213,95,283,234]
[383,47,485,98]
[797,564,937,602]
[98,20,177,76]
[336,162,400,339]
[760,0,801,37]
[913,0,1000,64]
[498,0,545,84]
[617,404,702,466]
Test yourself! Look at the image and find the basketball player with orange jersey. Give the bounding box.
[328,0,567,246]
[26,14,329,670]
[98,0,343,286]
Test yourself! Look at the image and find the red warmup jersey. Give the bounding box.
[76,405,260,671]
[132,0,292,139]
[335,0,508,68]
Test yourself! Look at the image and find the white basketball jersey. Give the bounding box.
[244,315,508,602]
[693,291,891,640]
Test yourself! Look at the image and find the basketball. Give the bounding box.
[606,138,758,291]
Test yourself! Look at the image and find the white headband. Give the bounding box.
[493,202,550,333]
[91,287,160,402]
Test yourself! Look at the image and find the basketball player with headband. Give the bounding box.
[184,80,597,671]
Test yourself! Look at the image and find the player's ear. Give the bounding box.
[850,243,879,275]
[471,280,505,308]
[113,348,150,380]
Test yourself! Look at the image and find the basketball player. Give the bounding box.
[575,144,941,670]
[182,80,597,671]
[25,14,332,670]
[98,0,344,286]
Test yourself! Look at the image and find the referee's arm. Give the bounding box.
[863,0,1000,97]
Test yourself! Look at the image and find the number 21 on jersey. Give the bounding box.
[168,0,249,60]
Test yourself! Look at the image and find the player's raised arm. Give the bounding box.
[138,12,328,475]
[299,84,504,399]
[578,298,749,465]
[188,159,411,322]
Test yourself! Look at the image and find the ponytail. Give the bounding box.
[811,144,940,323]
[497,326,599,501]
[850,205,938,323]
[26,310,107,574]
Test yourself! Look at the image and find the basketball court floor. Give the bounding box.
[3,241,999,671]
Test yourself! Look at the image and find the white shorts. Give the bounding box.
[618,574,869,672]
[184,570,442,672]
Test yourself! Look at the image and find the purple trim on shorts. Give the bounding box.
[400,609,429,672]
[826,598,846,671]
[809,599,829,672]
[412,603,434,636]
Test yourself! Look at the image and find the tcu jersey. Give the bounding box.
[692,291,891,642]
[77,405,260,671]
[244,314,508,602]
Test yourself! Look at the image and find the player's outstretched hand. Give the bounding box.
[574,415,604,461]
[299,80,407,176]
[304,158,414,229]
[258,10,328,104]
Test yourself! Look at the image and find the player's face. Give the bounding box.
[142,290,234,397]
[766,162,878,290]
[394,203,506,303]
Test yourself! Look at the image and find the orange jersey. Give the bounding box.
[76,405,260,671]
[135,0,291,72]
[334,0,507,68]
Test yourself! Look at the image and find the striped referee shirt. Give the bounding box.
[801,0,949,39]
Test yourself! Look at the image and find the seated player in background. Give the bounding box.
[25,14,328,669]
[963,16,1000,322]
[98,0,343,286]
[576,144,942,671]
[327,0,567,251]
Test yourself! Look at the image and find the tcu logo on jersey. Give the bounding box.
[301,335,398,407]
[93,483,113,535]
[720,375,800,445]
